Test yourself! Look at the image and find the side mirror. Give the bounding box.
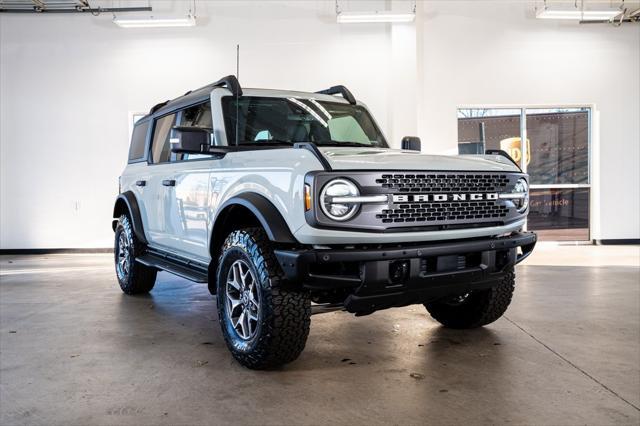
[170,126,211,153]
[401,136,421,151]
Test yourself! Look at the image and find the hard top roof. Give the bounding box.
[139,76,354,121]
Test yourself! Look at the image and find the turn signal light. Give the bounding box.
[304,184,312,211]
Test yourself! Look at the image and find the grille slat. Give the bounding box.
[376,174,509,192]
[374,173,510,225]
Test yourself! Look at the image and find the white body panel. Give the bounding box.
[319,147,519,172]
[120,87,523,262]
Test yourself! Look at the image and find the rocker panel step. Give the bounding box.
[136,253,208,283]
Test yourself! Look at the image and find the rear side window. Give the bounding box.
[128,121,149,162]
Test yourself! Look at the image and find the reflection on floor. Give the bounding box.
[1,246,639,425]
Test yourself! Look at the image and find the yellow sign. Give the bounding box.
[500,137,530,166]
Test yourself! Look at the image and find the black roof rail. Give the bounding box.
[149,100,170,114]
[212,75,243,97]
[316,85,356,105]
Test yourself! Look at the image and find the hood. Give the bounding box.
[318,147,520,172]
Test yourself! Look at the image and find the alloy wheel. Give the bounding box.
[116,232,130,280]
[225,259,261,340]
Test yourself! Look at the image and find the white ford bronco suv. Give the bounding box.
[112,76,536,369]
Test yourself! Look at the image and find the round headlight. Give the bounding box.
[320,178,360,221]
[513,178,529,213]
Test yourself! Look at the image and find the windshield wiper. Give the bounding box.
[315,141,378,148]
[237,139,295,146]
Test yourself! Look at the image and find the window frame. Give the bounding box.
[148,111,178,165]
[127,117,151,164]
[147,99,214,165]
[220,95,389,148]
[456,103,595,242]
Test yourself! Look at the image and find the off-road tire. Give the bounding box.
[424,267,515,329]
[114,214,157,295]
[216,228,311,369]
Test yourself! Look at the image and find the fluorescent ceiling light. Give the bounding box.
[536,8,622,21]
[113,15,196,28]
[337,11,415,24]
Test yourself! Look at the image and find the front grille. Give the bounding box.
[307,170,524,232]
[376,201,508,224]
[376,174,509,193]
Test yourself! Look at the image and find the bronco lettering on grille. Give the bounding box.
[392,193,499,203]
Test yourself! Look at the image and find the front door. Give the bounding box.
[145,101,214,262]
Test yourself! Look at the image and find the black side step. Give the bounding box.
[136,253,208,283]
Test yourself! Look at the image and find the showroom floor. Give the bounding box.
[1,245,639,425]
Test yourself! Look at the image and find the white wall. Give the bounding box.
[1,0,638,248]
[417,1,640,240]
[0,1,393,249]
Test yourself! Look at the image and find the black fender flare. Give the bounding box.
[112,191,148,244]
[213,193,297,244]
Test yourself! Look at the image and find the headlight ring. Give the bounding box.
[320,178,360,221]
[513,177,529,213]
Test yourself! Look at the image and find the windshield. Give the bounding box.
[222,96,388,148]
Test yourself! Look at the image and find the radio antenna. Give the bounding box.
[235,44,240,148]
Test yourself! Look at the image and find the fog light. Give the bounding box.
[389,260,410,285]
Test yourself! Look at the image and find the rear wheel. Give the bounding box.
[216,228,311,369]
[114,214,157,295]
[424,267,515,329]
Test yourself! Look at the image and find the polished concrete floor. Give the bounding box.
[1,246,639,425]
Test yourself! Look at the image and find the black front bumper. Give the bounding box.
[274,232,536,314]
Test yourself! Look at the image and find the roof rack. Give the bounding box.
[315,85,356,105]
[148,75,242,115]
[212,75,243,97]
[149,100,170,114]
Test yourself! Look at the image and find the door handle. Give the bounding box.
[162,179,176,187]
[135,180,146,187]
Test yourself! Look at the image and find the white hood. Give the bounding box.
[318,147,520,172]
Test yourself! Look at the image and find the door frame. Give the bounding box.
[456,103,597,243]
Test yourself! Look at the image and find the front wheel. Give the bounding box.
[216,228,311,369]
[424,267,515,329]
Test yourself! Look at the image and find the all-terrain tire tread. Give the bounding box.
[424,268,515,329]
[115,214,156,295]
[217,228,310,369]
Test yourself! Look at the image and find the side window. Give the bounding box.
[150,113,177,163]
[128,120,149,162]
[173,102,212,162]
[180,102,212,129]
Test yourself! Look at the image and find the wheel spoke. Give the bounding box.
[232,311,241,328]
[247,309,258,321]
[225,259,261,341]
[226,295,241,314]
[237,311,247,338]
[240,267,251,286]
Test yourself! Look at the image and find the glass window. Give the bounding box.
[180,102,212,129]
[172,102,213,162]
[457,107,591,241]
[527,188,590,241]
[151,113,177,163]
[526,108,589,185]
[128,120,149,161]
[457,109,521,157]
[328,116,371,144]
[222,96,387,148]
